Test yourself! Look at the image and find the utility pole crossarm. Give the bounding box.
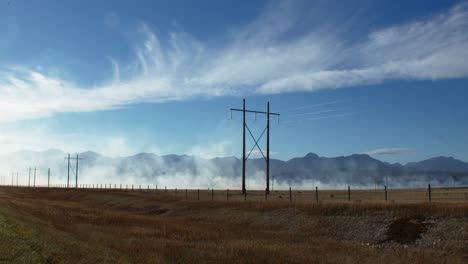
[65,154,83,189]
[230,108,280,116]
[230,99,280,195]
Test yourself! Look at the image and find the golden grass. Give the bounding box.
[0,187,467,264]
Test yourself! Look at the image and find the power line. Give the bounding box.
[230,99,280,194]
[65,154,82,188]
[279,100,339,113]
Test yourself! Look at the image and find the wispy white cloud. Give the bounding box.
[1,2,468,123]
[279,100,340,113]
[258,2,468,93]
[365,148,416,156]
[285,109,340,118]
[281,111,357,125]
[307,112,357,120]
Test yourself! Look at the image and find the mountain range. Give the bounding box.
[1,150,467,188]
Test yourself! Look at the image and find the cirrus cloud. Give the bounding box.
[1,2,468,123]
[364,148,416,156]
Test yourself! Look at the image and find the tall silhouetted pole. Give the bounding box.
[266,101,270,194]
[48,168,50,188]
[75,154,79,188]
[65,154,81,188]
[66,154,70,188]
[230,99,280,194]
[242,99,246,193]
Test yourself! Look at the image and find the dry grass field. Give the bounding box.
[0,187,467,263]
[28,184,468,203]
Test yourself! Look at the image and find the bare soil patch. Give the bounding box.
[384,215,427,244]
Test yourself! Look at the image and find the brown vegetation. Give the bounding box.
[0,187,467,263]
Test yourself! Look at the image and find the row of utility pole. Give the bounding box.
[0,168,49,187]
[0,153,79,188]
[26,167,50,187]
[3,97,280,193]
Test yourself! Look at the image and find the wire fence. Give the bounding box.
[1,183,467,203]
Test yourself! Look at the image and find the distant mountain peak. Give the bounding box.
[80,150,101,156]
[351,153,372,158]
[405,156,468,173]
[304,153,319,159]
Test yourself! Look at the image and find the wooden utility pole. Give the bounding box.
[315,186,319,203]
[289,187,292,202]
[242,99,246,193]
[428,184,432,202]
[48,168,50,188]
[75,154,79,188]
[66,154,70,188]
[230,99,280,194]
[266,102,270,194]
[348,185,351,201]
[384,185,387,201]
[65,154,81,188]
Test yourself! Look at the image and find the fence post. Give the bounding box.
[289,187,292,202]
[348,185,351,201]
[185,189,188,200]
[244,191,247,201]
[428,184,432,202]
[197,189,200,201]
[385,185,387,201]
[315,186,318,203]
[132,184,134,192]
[227,189,229,201]
[165,186,167,193]
[211,189,214,201]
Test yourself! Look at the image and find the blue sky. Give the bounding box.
[1,0,468,164]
